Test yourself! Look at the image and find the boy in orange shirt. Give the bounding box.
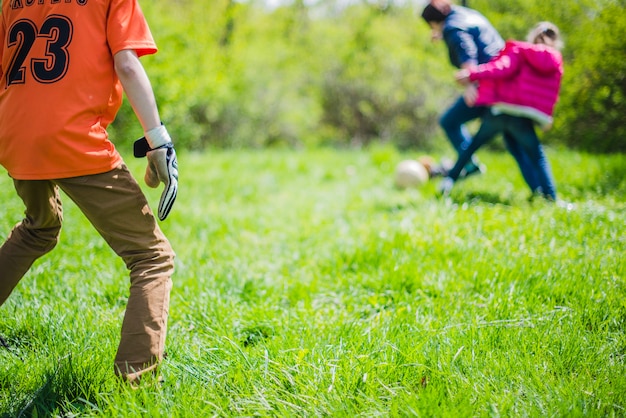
[0,0,178,384]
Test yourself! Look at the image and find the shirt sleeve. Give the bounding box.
[107,0,157,57]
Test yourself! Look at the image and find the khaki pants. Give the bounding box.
[0,164,174,381]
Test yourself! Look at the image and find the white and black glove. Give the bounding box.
[134,125,178,221]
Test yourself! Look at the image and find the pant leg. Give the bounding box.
[56,164,175,380]
[502,132,541,193]
[503,116,557,199]
[447,112,506,181]
[439,96,487,169]
[0,180,62,306]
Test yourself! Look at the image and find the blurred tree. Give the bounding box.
[554,0,626,153]
[106,0,624,153]
[220,0,237,47]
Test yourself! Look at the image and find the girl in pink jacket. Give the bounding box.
[440,22,564,201]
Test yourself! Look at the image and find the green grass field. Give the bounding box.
[0,147,624,417]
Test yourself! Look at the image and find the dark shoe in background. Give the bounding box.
[459,161,486,179]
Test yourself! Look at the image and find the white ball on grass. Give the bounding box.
[394,159,429,189]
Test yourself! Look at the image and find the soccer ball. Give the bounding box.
[394,159,429,189]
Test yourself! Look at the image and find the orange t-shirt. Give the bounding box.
[0,0,157,180]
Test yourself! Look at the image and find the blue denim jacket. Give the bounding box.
[443,6,504,68]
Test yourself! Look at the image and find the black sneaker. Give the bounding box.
[459,162,486,179]
[428,158,454,178]
[428,164,447,178]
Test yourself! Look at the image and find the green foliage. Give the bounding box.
[555,0,626,152]
[1,148,625,415]
[107,0,624,153]
[109,0,457,151]
[317,5,446,149]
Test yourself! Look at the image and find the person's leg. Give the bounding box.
[504,116,557,200]
[57,165,175,382]
[0,180,62,306]
[446,112,505,181]
[439,96,486,173]
[502,132,541,194]
[536,144,556,199]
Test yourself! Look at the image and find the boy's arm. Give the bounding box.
[114,49,161,133]
[114,49,178,221]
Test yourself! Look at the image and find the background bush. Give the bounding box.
[109,0,626,153]
[555,0,626,153]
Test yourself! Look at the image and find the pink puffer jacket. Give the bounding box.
[469,40,563,128]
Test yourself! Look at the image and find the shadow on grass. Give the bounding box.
[1,371,57,418]
[453,191,515,206]
[1,356,104,418]
[378,190,515,212]
[2,376,56,418]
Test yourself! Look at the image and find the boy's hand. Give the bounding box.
[134,125,179,221]
[145,145,178,221]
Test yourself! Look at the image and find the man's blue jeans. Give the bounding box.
[440,96,540,190]
[447,112,557,199]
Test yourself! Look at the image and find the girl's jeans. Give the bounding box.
[0,164,175,381]
[448,112,557,199]
[441,96,539,189]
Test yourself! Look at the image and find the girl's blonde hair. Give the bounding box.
[527,22,564,51]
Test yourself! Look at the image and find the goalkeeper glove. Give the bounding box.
[134,125,178,221]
